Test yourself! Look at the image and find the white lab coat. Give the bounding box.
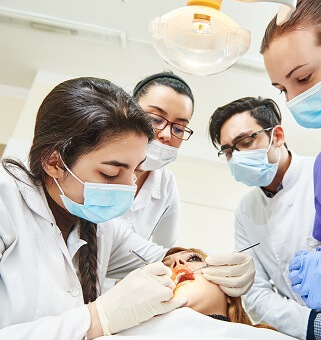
[0,165,166,340]
[235,153,319,339]
[113,167,180,248]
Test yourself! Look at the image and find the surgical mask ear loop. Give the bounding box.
[59,156,85,185]
[266,128,281,164]
[53,156,85,195]
[53,177,65,196]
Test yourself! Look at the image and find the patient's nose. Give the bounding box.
[171,259,186,270]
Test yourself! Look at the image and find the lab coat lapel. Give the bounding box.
[14,171,83,273]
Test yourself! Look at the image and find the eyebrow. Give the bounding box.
[102,158,146,169]
[147,105,190,124]
[220,131,253,150]
[271,64,309,86]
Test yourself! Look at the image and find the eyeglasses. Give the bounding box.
[148,112,193,141]
[218,127,273,159]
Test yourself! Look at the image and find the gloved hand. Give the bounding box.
[95,262,187,335]
[201,252,255,297]
[288,247,321,310]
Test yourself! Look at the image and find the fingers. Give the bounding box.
[289,256,303,271]
[294,250,309,257]
[144,261,172,277]
[205,252,250,266]
[203,269,254,289]
[288,269,303,286]
[220,284,252,297]
[142,262,176,291]
[202,259,251,277]
[159,297,188,314]
[156,274,175,290]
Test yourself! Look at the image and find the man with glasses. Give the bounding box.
[209,97,317,338]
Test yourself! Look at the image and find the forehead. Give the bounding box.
[138,84,193,120]
[76,133,148,166]
[220,111,262,144]
[264,29,320,80]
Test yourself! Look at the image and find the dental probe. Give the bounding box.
[129,249,151,265]
[191,242,261,273]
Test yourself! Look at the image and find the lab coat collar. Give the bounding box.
[11,166,56,224]
[13,167,88,259]
[131,169,162,212]
[258,151,302,201]
[279,151,301,189]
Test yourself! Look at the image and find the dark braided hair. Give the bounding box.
[79,222,98,303]
[2,77,154,303]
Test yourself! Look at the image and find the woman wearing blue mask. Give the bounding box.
[0,77,188,339]
[261,0,321,336]
[112,71,195,249]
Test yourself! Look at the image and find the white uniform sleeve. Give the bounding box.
[106,223,167,279]
[0,305,90,340]
[0,186,91,340]
[235,213,310,339]
[151,177,180,249]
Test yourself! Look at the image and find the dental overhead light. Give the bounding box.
[149,0,297,76]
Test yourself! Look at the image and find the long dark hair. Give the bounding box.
[2,77,154,303]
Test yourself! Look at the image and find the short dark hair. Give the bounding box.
[209,97,282,150]
[133,71,194,112]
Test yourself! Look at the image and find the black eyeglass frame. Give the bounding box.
[218,127,273,158]
[148,112,194,141]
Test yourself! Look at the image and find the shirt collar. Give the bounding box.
[261,183,283,198]
[11,167,56,223]
[131,169,162,212]
[259,151,301,198]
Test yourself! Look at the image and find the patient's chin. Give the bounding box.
[173,277,228,316]
[173,281,203,311]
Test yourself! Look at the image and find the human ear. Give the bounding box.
[42,150,65,179]
[272,125,285,148]
[227,296,232,305]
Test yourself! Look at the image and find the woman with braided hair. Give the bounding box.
[0,77,186,339]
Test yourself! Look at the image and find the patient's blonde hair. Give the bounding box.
[164,247,276,331]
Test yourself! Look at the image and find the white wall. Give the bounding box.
[0,85,27,146]
[168,156,250,252]
[2,28,317,251]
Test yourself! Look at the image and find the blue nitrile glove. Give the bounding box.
[288,247,321,310]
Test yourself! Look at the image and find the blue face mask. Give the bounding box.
[54,160,137,224]
[228,129,281,187]
[286,80,321,129]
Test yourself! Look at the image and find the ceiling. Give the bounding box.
[0,0,279,87]
[0,0,320,159]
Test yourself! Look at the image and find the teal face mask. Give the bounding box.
[54,160,136,224]
[228,129,281,187]
[286,81,321,129]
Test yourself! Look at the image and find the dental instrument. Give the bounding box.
[191,242,260,273]
[129,249,151,265]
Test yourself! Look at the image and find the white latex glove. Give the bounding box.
[95,262,187,335]
[202,252,255,297]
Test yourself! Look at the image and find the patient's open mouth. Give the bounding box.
[171,265,195,285]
